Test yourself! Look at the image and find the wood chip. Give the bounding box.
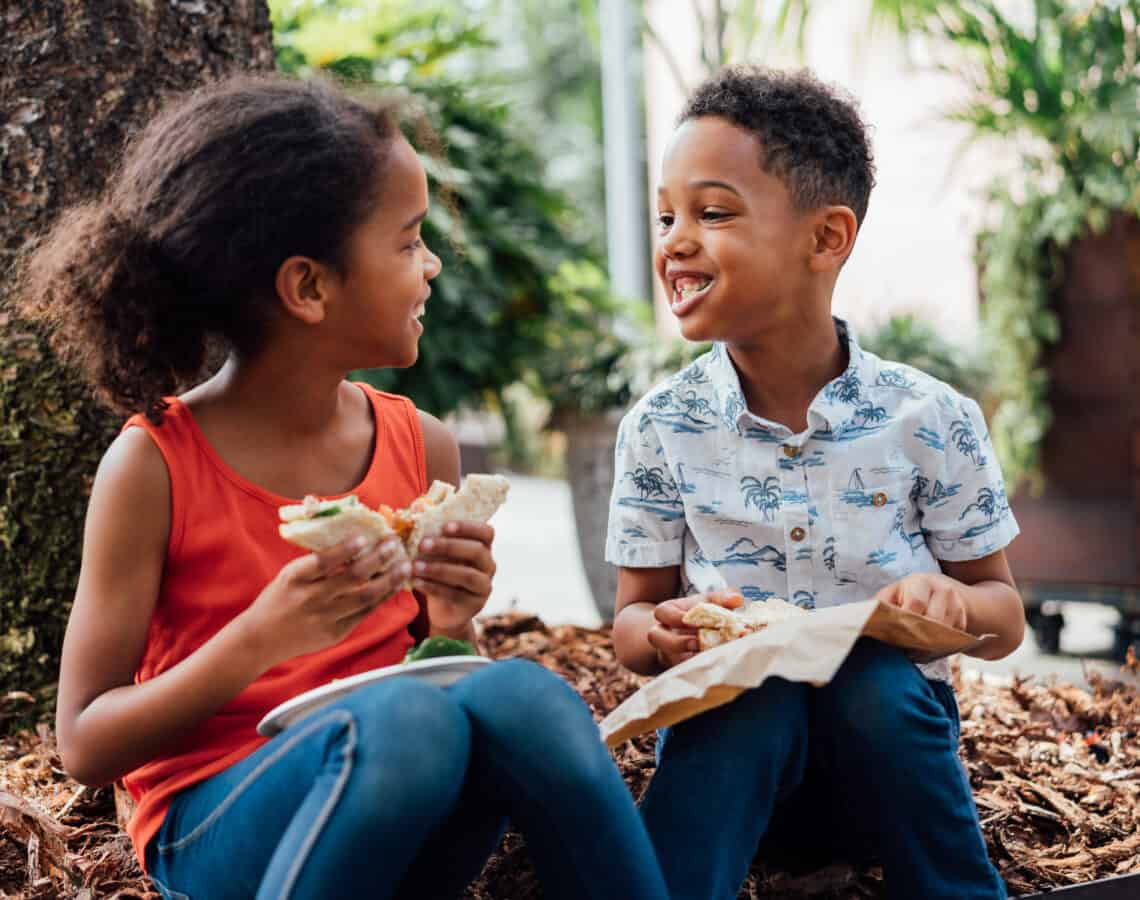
[2,612,1137,898]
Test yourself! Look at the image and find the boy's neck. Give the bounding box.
[726,318,847,434]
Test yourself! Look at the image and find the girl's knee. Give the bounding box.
[458,658,591,730]
[457,659,608,765]
[339,677,470,784]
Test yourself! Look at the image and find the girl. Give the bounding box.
[19,75,668,900]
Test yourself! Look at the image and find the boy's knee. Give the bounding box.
[666,676,809,759]
[819,640,946,753]
[704,676,808,734]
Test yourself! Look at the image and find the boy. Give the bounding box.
[606,65,1024,900]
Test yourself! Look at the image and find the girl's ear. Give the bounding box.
[275,256,333,324]
[808,206,859,273]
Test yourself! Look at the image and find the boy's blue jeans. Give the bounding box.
[146,658,669,900]
[643,638,1007,900]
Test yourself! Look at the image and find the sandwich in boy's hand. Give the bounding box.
[278,474,510,565]
[682,594,807,651]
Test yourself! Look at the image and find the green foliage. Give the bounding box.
[530,260,704,419]
[905,0,1140,494]
[271,1,614,420]
[861,313,989,400]
[0,314,119,711]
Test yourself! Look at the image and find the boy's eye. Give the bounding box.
[656,213,674,230]
[701,209,730,221]
[405,237,424,252]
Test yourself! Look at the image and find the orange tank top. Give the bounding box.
[120,384,428,869]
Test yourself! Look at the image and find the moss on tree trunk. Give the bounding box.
[0,0,274,726]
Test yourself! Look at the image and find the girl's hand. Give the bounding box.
[413,521,496,634]
[649,589,743,669]
[240,536,412,667]
[872,572,970,632]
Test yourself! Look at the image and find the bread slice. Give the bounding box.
[405,474,510,556]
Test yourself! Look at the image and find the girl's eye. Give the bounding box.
[656,213,674,230]
[701,210,730,221]
[406,237,425,252]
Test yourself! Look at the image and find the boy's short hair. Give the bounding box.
[680,65,876,226]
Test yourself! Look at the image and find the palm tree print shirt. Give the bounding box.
[605,319,1019,681]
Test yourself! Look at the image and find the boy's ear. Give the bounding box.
[275,256,334,324]
[808,206,859,272]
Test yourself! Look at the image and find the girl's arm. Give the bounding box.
[415,411,493,643]
[57,430,406,787]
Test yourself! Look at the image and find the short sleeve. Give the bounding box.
[919,395,1020,561]
[604,406,686,568]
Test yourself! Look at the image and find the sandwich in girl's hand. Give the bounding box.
[277,495,402,553]
[278,474,511,564]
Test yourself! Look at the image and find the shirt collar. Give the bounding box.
[707,317,870,437]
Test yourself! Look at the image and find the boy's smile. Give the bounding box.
[655,117,817,343]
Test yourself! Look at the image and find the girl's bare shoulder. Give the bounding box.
[416,409,460,485]
[89,427,171,544]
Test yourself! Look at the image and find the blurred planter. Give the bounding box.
[554,408,624,623]
[1002,214,1140,656]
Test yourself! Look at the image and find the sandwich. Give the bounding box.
[402,474,510,554]
[278,494,402,554]
[682,595,807,651]
[278,474,511,563]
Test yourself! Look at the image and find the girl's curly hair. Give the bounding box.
[16,74,402,422]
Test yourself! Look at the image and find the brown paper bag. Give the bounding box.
[600,599,990,748]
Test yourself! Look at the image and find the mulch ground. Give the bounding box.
[2,612,1138,899]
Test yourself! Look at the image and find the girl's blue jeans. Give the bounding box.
[642,638,1007,900]
[146,658,669,900]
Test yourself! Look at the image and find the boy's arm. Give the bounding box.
[613,566,683,676]
[614,566,744,676]
[942,551,1024,660]
[890,394,1023,660]
[872,550,1025,661]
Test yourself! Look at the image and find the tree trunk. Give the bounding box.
[1005,214,1140,588]
[559,409,625,622]
[0,0,274,719]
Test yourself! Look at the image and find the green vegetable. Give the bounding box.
[312,506,341,518]
[403,636,478,663]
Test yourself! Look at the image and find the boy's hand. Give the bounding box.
[413,521,496,634]
[649,589,743,669]
[872,573,969,632]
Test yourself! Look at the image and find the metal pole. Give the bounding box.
[599,0,649,302]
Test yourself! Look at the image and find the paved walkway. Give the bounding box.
[481,474,1128,686]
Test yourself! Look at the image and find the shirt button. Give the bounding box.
[783,445,800,458]
[872,491,888,508]
[790,526,806,542]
